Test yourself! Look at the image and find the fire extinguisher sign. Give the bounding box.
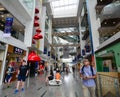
[3,17,13,37]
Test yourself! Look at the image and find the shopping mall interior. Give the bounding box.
[0,0,120,97]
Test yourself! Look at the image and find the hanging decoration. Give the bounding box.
[33,33,43,40]
[32,39,36,44]
[34,21,39,27]
[36,28,41,33]
[37,33,43,39]
[28,51,41,62]
[34,16,39,20]
[35,8,39,14]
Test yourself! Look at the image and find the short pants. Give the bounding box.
[18,75,26,82]
[5,75,12,82]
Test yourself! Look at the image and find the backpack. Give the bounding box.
[81,65,94,76]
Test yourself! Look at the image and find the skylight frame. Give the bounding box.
[50,0,79,18]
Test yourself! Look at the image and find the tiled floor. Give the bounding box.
[0,73,83,97]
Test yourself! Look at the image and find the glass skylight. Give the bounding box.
[50,0,79,18]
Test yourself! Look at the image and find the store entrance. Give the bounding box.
[100,52,117,72]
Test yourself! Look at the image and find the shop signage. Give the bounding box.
[14,47,23,54]
[3,17,13,37]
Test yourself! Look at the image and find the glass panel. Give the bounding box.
[22,0,34,14]
[50,0,79,18]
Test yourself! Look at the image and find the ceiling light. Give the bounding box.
[104,22,107,24]
[100,0,102,1]
[0,8,5,11]
[7,14,10,17]
[113,22,116,24]
[1,15,4,18]
[1,25,4,27]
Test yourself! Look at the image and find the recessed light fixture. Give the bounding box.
[0,8,5,11]
[113,22,116,24]
[1,25,4,27]
[1,15,4,18]
[7,14,10,17]
[100,0,102,1]
[104,22,107,24]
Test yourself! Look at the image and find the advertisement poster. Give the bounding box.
[3,17,13,37]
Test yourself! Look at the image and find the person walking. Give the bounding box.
[14,60,29,94]
[5,63,14,88]
[80,59,97,97]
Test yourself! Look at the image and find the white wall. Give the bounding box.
[39,6,46,52]
[86,0,101,51]
[79,16,85,56]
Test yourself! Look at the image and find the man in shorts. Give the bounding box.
[14,60,29,94]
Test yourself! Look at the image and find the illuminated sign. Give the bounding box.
[14,47,23,54]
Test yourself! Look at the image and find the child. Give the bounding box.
[55,70,61,81]
[5,63,14,88]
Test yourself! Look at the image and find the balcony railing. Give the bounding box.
[97,73,120,97]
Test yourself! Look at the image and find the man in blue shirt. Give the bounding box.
[80,59,97,97]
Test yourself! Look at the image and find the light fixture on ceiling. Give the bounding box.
[104,22,107,24]
[113,22,116,24]
[7,14,10,17]
[100,0,103,2]
[1,15,4,18]
[0,8,5,11]
[113,32,116,34]
[1,24,4,27]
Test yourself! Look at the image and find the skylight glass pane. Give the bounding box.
[50,0,79,18]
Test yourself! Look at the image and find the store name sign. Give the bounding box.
[14,47,23,54]
[3,17,13,37]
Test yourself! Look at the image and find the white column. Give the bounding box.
[39,6,46,52]
[24,21,34,47]
[86,0,101,51]
[48,18,52,44]
[0,44,8,87]
[79,16,85,56]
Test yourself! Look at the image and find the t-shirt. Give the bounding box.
[80,65,96,87]
[7,66,14,76]
[55,73,61,80]
[19,65,29,76]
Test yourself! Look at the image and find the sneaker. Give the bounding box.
[14,89,19,94]
[21,88,25,92]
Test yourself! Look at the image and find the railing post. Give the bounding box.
[99,75,102,97]
[114,78,119,97]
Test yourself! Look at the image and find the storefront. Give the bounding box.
[5,45,26,82]
[95,42,120,72]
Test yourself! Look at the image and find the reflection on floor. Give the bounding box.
[0,73,83,97]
